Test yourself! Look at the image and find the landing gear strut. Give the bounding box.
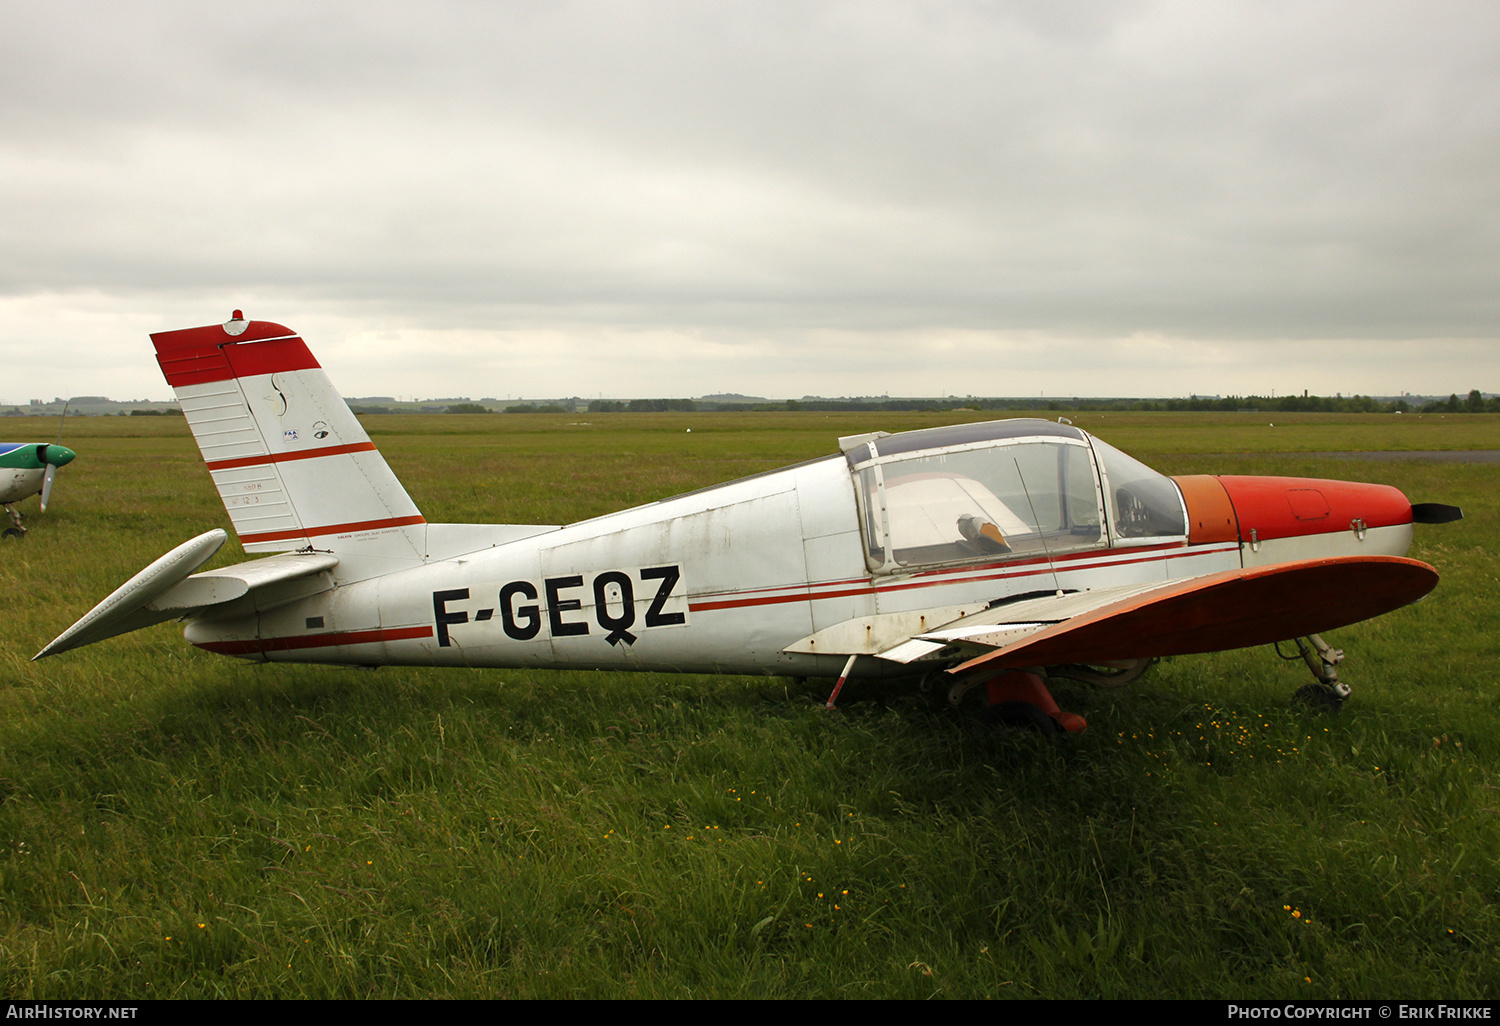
[1289,634,1350,711]
[2,504,24,538]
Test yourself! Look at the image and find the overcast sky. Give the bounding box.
[3,1,1498,403]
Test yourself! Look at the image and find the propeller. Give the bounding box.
[38,403,76,513]
[41,464,58,511]
[1412,503,1464,524]
[37,445,75,511]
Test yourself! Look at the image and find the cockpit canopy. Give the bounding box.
[843,419,1187,574]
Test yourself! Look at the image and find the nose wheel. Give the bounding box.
[1288,634,1351,712]
[3,504,24,538]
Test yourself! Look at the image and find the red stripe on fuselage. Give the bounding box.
[684,541,1194,606]
[904,541,1189,580]
[195,625,434,656]
[206,442,379,472]
[238,514,426,545]
[689,543,1234,612]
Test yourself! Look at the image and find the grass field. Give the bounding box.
[2,410,1497,998]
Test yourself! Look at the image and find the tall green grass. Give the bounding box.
[1,412,1496,997]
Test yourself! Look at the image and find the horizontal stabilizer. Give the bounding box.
[150,551,340,610]
[34,531,340,659]
[950,555,1438,675]
[34,530,227,659]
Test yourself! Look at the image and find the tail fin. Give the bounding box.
[152,312,425,560]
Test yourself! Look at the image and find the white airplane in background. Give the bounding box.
[36,313,1462,732]
[2,428,75,537]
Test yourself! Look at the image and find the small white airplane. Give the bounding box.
[36,313,1463,731]
[2,433,76,537]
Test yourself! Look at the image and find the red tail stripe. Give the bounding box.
[195,625,434,656]
[238,514,426,545]
[156,349,234,388]
[223,337,321,380]
[153,331,320,387]
[207,442,379,472]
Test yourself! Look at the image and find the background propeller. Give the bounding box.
[39,450,75,510]
[38,404,75,512]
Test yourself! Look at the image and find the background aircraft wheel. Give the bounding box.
[1294,683,1345,713]
[985,701,1064,734]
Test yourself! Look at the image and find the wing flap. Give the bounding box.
[872,581,1183,664]
[878,624,1050,665]
[950,555,1438,674]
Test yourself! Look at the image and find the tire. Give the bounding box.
[986,701,1063,734]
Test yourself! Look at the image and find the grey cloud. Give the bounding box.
[1,1,1498,401]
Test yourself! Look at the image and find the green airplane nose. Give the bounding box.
[42,445,76,467]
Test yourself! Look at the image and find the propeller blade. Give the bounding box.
[40,464,58,512]
[1412,502,1464,524]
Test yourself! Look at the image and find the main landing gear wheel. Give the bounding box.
[986,700,1065,734]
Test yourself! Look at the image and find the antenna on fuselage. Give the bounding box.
[1013,456,1063,598]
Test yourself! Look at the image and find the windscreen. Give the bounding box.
[1086,436,1188,541]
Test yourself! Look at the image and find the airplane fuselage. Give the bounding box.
[1,467,45,505]
[181,432,1417,678]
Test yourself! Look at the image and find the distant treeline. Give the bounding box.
[1094,390,1497,414]
[587,399,699,412]
[1420,391,1499,414]
[346,390,1498,416]
[591,392,1498,414]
